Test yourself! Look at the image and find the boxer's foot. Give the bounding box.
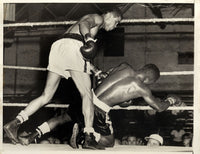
[69,123,79,149]
[4,119,21,144]
[82,133,105,150]
[18,130,39,145]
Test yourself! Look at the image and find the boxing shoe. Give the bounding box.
[3,119,21,144]
[82,133,105,150]
[69,123,79,149]
[18,130,39,145]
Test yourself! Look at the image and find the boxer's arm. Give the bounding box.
[88,15,103,38]
[139,86,170,112]
[106,68,114,75]
[79,17,95,40]
[90,63,109,81]
[79,15,103,41]
[90,63,113,75]
[90,63,101,74]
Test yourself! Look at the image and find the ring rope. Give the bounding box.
[120,18,194,24]
[3,103,194,110]
[160,71,193,76]
[3,65,194,76]
[4,65,47,71]
[4,18,194,28]
[113,105,193,110]
[3,103,69,108]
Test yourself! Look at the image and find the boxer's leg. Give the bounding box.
[18,112,72,145]
[69,124,115,148]
[23,71,61,116]
[70,123,80,149]
[70,71,104,149]
[70,71,93,131]
[48,112,72,130]
[4,71,61,144]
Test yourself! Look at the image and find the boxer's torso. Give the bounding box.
[64,14,103,37]
[95,63,146,107]
[98,77,144,107]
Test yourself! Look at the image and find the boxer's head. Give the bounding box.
[139,64,160,84]
[102,8,122,31]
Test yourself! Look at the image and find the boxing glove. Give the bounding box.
[80,33,97,60]
[166,94,182,106]
[95,71,108,85]
[95,70,108,78]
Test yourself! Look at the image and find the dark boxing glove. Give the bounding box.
[80,33,97,60]
[95,71,108,85]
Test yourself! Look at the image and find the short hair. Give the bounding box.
[106,7,123,19]
[139,64,160,82]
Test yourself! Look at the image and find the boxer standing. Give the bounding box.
[4,8,122,150]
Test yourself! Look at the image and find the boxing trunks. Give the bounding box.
[93,91,113,136]
[47,33,91,79]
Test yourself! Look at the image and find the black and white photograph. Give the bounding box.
[1,1,200,154]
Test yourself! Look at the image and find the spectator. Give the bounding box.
[182,133,192,147]
[127,136,137,145]
[136,137,144,145]
[120,135,144,145]
[145,134,163,146]
[170,123,185,146]
[121,136,128,145]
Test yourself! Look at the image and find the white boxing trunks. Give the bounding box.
[47,35,91,79]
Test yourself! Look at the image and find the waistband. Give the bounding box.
[92,90,111,113]
[58,33,84,42]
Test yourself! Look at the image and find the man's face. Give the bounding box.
[121,136,128,145]
[104,12,121,31]
[127,136,137,145]
[143,72,157,85]
[144,77,155,85]
[147,139,160,146]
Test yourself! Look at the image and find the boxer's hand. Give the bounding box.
[95,72,108,85]
[96,71,108,79]
[80,33,97,60]
[166,94,183,106]
[95,71,108,84]
[171,100,186,115]
[80,41,97,60]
